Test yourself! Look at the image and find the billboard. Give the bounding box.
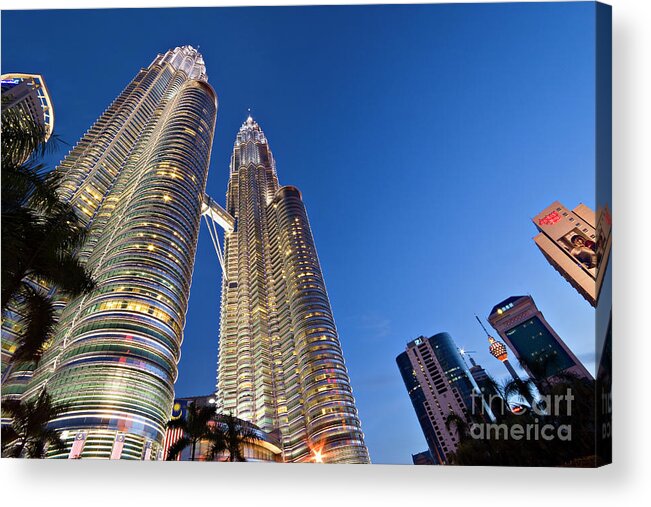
[533,201,603,306]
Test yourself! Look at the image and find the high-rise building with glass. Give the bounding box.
[215,116,370,464]
[1,73,55,146]
[488,295,593,382]
[396,333,490,464]
[3,46,217,459]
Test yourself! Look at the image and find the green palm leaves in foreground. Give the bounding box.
[166,403,217,461]
[207,413,259,462]
[166,403,259,461]
[1,98,95,365]
[1,389,67,458]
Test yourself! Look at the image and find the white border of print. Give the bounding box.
[1,1,649,506]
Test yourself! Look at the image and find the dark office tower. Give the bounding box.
[488,296,593,382]
[412,449,435,465]
[2,46,217,459]
[215,116,369,464]
[468,356,490,386]
[396,333,488,465]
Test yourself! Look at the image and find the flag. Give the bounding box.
[142,439,153,460]
[110,432,126,460]
[162,427,184,461]
[68,431,87,459]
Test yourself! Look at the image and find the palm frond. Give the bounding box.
[35,253,96,298]
[166,436,191,461]
[205,429,227,461]
[1,389,67,458]
[502,377,536,407]
[11,285,57,364]
[1,425,20,455]
[1,103,50,167]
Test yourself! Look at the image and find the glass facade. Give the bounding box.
[488,295,592,382]
[396,351,445,464]
[1,73,55,147]
[429,332,479,410]
[397,333,488,464]
[2,47,217,459]
[505,317,575,377]
[216,117,370,463]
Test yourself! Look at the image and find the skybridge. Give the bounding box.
[201,193,234,279]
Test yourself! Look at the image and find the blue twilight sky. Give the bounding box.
[2,2,598,464]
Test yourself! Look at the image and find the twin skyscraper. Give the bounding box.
[2,46,369,463]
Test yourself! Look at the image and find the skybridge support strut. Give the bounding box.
[201,193,234,280]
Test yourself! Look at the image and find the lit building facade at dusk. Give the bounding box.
[488,295,593,382]
[1,73,55,147]
[215,116,370,464]
[396,333,488,465]
[2,46,218,459]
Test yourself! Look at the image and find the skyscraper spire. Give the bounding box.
[475,314,491,336]
[216,116,370,464]
[2,47,218,459]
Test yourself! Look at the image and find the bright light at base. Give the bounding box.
[313,449,323,463]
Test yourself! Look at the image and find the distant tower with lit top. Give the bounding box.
[476,315,522,382]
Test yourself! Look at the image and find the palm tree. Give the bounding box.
[447,370,599,467]
[474,373,509,420]
[445,410,472,445]
[2,99,95,365]
[502,377,537,411]
[1,94,54,166]
[1,389,67,458]
[207,413,259,462]
[445,408,506,466]
[166,402,218,461]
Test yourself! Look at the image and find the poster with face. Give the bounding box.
[558,228,597,277]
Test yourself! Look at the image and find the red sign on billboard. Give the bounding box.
[538,211,562,226]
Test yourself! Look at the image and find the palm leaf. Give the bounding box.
[11,285,57,364]
[166,436,191,461]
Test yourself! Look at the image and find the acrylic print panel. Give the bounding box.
[0,1,611,466]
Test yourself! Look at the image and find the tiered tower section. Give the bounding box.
[4,47,217,460]
[217,116,370,463]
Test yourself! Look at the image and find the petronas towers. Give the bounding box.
[3,46,218,459]
[2,46,369,463]
[217,117,370,463]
